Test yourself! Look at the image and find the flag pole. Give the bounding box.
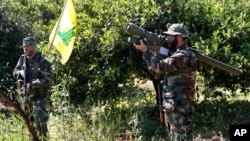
[47,0,68,55]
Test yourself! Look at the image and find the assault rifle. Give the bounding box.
[23,56,27,98]
[21,55,28,113]
[125,22,243,76]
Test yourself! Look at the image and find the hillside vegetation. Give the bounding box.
[1,0,250,140]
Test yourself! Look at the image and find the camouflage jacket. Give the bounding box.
[13,52,51,95]
[143,44,197,110]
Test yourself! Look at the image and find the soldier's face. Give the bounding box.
[22,45,35,56]
[166,35,178,51]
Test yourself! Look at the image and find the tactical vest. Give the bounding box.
[21,53,51,96]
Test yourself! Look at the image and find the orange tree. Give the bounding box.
[1,0,249,103]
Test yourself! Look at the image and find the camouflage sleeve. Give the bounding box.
[142,49,190,74]
[147,65,161,80]
[13,55,25,80]
[30,59,51,89]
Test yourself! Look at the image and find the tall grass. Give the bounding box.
[46,82,165,141]
[1,79,250,140]
[0,111,31,141]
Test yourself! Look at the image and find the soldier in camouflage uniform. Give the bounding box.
[134,24,196,141]
[13,36,51,140]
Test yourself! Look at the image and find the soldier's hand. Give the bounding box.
[133,39,148,52]
[19,70,25,78]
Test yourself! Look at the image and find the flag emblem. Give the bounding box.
[49,0,77,64]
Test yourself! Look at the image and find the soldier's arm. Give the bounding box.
[13,56,25,79]
[142,51,187,74]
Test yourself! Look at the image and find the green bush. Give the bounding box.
[0,0,249,104]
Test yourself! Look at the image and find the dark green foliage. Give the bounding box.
[193,99,250,138]
[0,0,249,102]
[3,0,250,140]
[0,4,23,91]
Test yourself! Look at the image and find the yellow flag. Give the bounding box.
[49,0,77,65]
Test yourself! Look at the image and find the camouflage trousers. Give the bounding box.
[164,111,193,141]
[25,93,50,140]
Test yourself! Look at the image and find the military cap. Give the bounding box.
[163,23,189,38]
[21,36,37,47]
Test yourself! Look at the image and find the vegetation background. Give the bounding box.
[0,0,250,140]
